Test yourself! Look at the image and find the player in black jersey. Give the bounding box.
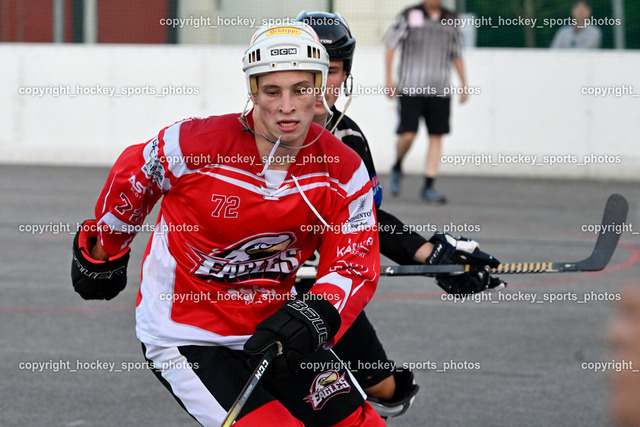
[296,11,505,419]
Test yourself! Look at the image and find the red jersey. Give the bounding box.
[94,112,379,349]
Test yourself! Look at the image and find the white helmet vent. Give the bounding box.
[308,46,322,59]
[247,49,261,64]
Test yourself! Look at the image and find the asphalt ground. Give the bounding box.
[1,164,638,427]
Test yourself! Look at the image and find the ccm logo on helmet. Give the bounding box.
[270,48,298,56]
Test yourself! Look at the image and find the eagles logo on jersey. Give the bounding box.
[187,233,301,283]
[304,370,352,410]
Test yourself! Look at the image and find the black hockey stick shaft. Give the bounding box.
[221,342,282,427]
[297,194,628,278]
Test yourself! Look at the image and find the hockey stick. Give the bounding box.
[221,342,282,427]
[296,193,628,278]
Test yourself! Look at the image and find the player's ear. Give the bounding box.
[250,92,258,105]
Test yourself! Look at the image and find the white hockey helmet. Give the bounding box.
[242,23,329,95]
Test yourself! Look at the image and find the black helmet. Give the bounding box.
[295,11,355,74]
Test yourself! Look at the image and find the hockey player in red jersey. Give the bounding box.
[71,23,386,426]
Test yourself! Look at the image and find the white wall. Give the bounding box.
[1,44,639,180]
[348,47,640,180]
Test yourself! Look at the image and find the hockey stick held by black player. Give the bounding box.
[385,193,628,277]
[297,193,628,280]
[295,232,505,295]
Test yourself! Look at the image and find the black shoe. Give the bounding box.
[389,166,402,196]
[421,186,447,204]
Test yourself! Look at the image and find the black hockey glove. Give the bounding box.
[435,266,506,295]
[244,295,341,375]
[71,219,130,300]
[425,232,506,295]
[426,232,499,268]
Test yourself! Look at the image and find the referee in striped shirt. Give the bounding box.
[384,0,467,204]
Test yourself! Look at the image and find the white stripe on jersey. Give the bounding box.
[143,343,227,426]
[315,271,353,313]
[198,167,338,199]
[135,216,251,349]
[97,213,136,250]
[98,211,132,232]
[101,174,117,213]
[339,160,371,198]
[333,128,363,141]
[162,119,198,185]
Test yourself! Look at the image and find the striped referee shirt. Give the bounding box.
[384,4,462,97]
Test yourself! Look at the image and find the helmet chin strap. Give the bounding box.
[238,92,334,150]
[329,74,354,134]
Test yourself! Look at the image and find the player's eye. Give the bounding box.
[294,88,307,95]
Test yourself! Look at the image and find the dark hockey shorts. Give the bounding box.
[142,342,367,426]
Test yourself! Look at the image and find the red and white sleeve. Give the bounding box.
[94,118,204,255]
[310,160,380,344]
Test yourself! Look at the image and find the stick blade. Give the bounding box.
[568,193,628,271]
